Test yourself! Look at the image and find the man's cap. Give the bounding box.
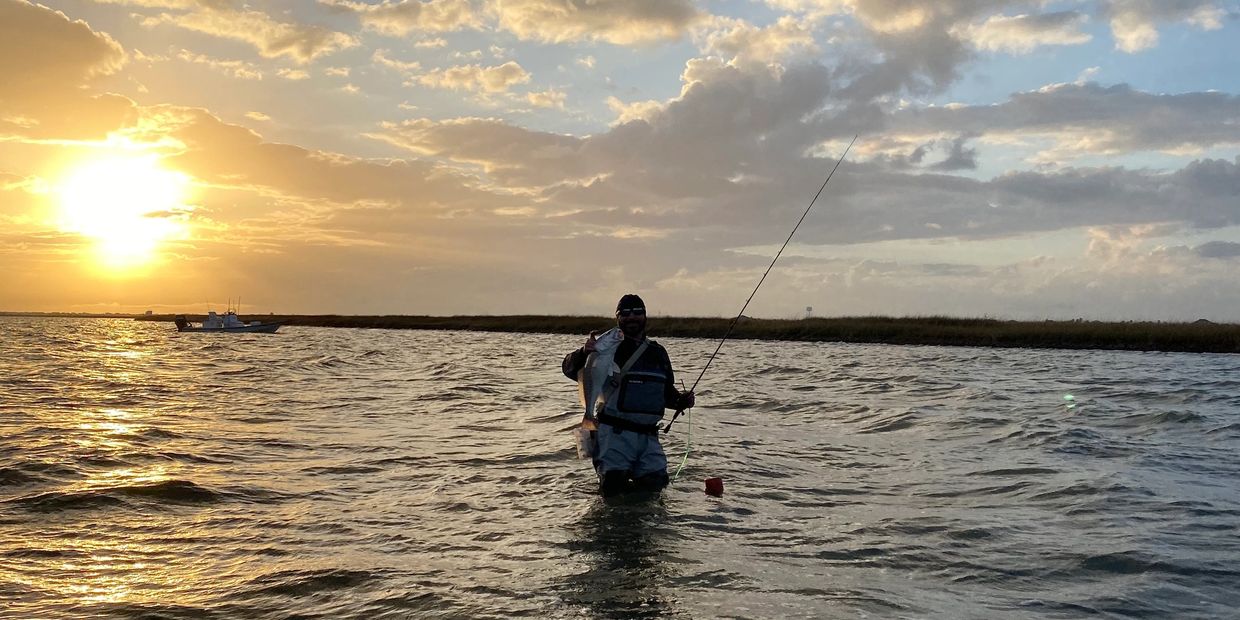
[616,294,645,312]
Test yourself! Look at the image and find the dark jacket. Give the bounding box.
[563,338,683,410]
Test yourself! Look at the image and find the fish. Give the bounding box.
[578,327,623,429]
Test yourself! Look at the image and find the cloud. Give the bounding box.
[0,0,136,142]
[764,1,1230,102]
[100,105,532,234]
[954,11,1092,54]
[372,49,422,73]
[929,136,977,171]
[0,0,127,100]
[494,0,702,44]
[320,0,480,37]
[696,15,818,66]
[606,96,663,125]
[1194,240,1240,259]
[367,45,1240,253]
[89,0,234,8]
[526,89,567,109]
[11,0,1240,320]
[244,111,270,121]
[755,3,1015,100]
[139,6,357,62]
[175,49,263,79]
[369,117,588,185]
[415,61,531,93]
[1103,0,1225,52]
[885,82,1240,159]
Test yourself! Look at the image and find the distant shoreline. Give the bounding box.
[8,312,1219,354]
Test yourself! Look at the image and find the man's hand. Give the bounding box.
[583,330,599,353]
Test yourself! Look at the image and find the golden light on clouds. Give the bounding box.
[55,155,191,272]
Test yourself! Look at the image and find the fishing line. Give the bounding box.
[666,135,858,458]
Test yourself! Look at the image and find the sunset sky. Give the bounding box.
[2,0,1239,320]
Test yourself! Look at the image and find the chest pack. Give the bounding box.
[605,340,670,417]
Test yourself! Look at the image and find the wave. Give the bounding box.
[966,467,1060,477]
[239,567,374,597]
[7,479,221,512]
[855,411,920,434]
[1073,551,1240,579]
[0,466,44,487]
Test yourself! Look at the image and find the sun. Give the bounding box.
[56,156,191,271]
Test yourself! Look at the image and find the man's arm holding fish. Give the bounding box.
[561,331,599,380]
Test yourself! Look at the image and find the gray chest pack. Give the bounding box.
[604,340,670,419]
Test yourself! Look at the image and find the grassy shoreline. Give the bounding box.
[119,313,1240,354]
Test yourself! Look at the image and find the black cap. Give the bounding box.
[616,294,645,312]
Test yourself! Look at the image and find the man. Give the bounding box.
[562,294,695,497]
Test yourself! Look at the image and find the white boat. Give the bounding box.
[175,310,281,334]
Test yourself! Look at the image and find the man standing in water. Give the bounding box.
[562,294,695,497]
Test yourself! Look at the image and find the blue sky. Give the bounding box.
[2,0,1239,320]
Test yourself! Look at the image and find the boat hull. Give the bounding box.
[177,322,282,334]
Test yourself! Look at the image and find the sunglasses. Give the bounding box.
[616,307,646,317]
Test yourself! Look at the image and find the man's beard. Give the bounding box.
[620,320,645,338]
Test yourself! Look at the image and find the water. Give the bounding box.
[2,317,1238,619]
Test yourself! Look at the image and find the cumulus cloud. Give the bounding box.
[0,0,127,99]
[526,89,567,109]
[954,11,1092,53]
[415,61,531,93]
[367,46,1240,255]
[494,0,702,44]
[696,15,818,66]
[320,0,480,37]
[0,0,137,142]
[763,1,1231,102]
[1104,0,1225,52]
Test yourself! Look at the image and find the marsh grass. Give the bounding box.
[140,314,1240,354]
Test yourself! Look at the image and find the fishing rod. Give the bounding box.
[664,135,857,435]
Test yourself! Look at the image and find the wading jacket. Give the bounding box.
[563,337,682,431]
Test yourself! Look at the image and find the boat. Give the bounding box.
[174,310,282,333]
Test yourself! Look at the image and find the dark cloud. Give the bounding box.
[887,82,1240,155]
[1194,241,1240,258]
[929,136,977,171]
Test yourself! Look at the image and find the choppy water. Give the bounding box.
[1,317,1238,619]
